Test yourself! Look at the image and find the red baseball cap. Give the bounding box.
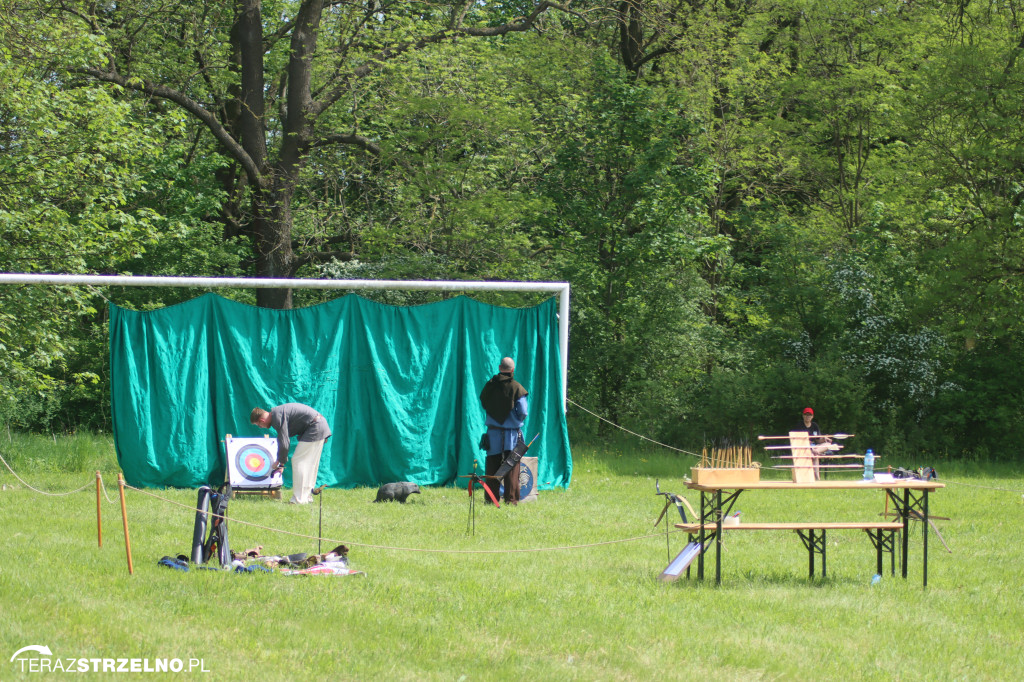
[802,407,814,415]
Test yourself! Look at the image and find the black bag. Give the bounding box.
[892,466,938,481]
[192,484,231,566]
[493,430,528,479]
[512,429,527,456]
[479,432,490,451]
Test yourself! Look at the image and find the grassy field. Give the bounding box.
[1,432,1023,680]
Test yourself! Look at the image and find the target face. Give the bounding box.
[235,444,274,482]
[225,436,280,488]
[519,462,535,499]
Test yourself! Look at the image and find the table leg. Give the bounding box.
[715,489,723,585]
[697,490,707,580]
[923,489,930,587]
[901,488,910,578]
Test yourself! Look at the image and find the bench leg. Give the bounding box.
[866,528,899,577]
[796,530,827,580]
[821,530,827,578]
[810,532,815,578]
[876,529,883,575]
[892,530,897,576]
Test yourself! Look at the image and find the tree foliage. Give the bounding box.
[4,0,1024,458]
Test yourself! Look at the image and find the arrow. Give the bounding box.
[770,462,868,466]
[758,433,855,440]
[771,454,874,460]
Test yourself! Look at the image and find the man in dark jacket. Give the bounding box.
[250,403,331,504]
[479,357,528,505]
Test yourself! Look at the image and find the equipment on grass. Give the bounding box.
[460,461,501,535]
[374,482,421,503]
[312,484,325,555]
[658,542,703,582]
[191,484,231,566]
[654,480,694,526]
[518,456,539,502]
[653,480,699,561]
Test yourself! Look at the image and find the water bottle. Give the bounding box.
[863,449,875,481]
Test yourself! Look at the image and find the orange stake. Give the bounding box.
[117,473,134,575]
[96,471,102,548]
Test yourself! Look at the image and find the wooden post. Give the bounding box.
[95,471,102,548]
[117,473,134,575]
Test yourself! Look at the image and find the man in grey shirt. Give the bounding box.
[250,403,332,504]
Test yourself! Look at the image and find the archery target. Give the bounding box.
[518,456,538,503]
[236,443,274,481]
[225,436,281,488]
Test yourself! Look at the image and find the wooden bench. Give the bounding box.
[675,521,904,579]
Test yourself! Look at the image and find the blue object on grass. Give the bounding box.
[158,556,189,572]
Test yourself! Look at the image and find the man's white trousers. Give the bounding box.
[289,439,325,504]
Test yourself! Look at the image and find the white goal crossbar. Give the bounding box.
[0,273,570,409]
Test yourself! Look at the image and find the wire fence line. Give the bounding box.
[567,399,701,458]
[3,419,1023,559]
[122,483,684,555]
[0,449,683,555]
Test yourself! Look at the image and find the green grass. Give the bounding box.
[1,434,1023,680]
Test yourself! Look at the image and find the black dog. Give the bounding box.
[374,482,421,503]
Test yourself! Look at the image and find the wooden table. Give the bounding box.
[682,479,945,586]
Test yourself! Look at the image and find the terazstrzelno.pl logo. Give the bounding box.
[10,645,209,674]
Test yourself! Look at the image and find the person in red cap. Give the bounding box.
[794,407,832,479]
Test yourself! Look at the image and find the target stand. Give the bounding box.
[224,434,283,499]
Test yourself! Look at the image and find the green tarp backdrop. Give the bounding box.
[110,293,571,490]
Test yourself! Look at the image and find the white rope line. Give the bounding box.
[124,483,684,554]
[0,449,94,496]
[98,474,117,504]
[940,479,1024,494]
[568,399,701,458]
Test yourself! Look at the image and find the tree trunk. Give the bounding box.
[251,186,295,309]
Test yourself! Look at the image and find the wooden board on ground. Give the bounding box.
[231,487,282,500]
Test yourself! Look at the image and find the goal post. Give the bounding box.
[0,273,570,410]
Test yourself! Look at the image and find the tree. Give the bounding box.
[8,0,583,309]
[0,37,159,426]
[541,59,716,425]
